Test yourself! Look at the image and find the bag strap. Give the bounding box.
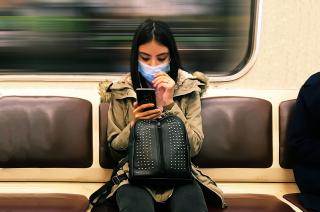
[89,157,128,207]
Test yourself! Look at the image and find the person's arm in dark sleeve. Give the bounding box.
[287,86,320,165]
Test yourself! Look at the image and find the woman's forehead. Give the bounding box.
[138,39,169,55]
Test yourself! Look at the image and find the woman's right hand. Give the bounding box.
[131,102,162,126]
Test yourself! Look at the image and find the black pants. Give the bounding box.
[116,180,208,212]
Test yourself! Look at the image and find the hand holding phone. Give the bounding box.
[131,88,161,124]
[136,88,157,111]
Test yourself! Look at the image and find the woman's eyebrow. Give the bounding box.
[157,52,169,57]
[139,52,151,57]
[139,52,169,57]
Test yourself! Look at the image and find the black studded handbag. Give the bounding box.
[128,115,193,186]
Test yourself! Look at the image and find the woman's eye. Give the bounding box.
[140,56,150,61]
[157,57,168,62]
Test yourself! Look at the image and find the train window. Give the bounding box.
[0,0,261,80]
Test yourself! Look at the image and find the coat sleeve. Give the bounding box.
[287,85,320,165]
[107,98,131,151]
[168,91,204,157]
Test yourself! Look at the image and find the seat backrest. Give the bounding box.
[0,96,92,168]
[278,99,296,169]
[100,96,273,169]
[193,96,273,168]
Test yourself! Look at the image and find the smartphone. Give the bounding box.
[136,88,157,111]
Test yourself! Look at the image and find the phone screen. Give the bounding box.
[136,88,157,111]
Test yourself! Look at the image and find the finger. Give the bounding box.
[139,111,162,120]
[134,107,160,117]
[153,80,165,89]
[143,113,162,120]
[135,109,161,120]
[153,78,172,89]
[153,74,174,84]
[157,106,163,113]
[153,74,169,82]
[153,76,171,88]
[152,76,166,84]
[140,108,161,116]
[133,103,155,113]
[133,102,138,109]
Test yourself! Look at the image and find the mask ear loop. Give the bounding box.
[137,67,143,88]
[137,60,142,88]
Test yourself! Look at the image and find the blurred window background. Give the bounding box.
[0,0,256,76]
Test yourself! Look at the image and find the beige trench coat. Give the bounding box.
[99,70,226,208]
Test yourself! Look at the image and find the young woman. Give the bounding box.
[99,19,225,212]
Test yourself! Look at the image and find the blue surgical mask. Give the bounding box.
[138,61,170,82]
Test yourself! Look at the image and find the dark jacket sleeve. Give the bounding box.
[287,73,320,165]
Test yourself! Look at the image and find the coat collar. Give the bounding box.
[99,70,205,102]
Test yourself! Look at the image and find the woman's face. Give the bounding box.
[138,39,170,67]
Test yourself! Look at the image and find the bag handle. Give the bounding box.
[89,157,128,207]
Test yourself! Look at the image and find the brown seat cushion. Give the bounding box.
[217,194,294,212]
[193,97,273,168]
[279,99,296,169]
[283,193,310,212]
[0,193,88,212]
[0,96,92,168]
[92,193,294,212]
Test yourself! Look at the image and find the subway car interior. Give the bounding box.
[0,0,320,211]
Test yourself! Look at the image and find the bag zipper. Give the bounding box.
[157,120,165,174]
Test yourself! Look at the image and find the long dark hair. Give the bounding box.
[130,19,181,90]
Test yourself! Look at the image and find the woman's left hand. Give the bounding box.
[152,72,175,108]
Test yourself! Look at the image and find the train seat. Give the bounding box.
[0,193,88,211]
[279,99,296,169]
[97,97,294,211]
[279,99,311,211]
[0,96,92,211]
[92,193,294,212]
